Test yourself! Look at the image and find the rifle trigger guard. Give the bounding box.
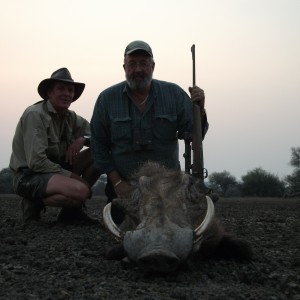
[203,168,208,179]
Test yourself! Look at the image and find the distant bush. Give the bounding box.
[284,147,300,197]
[208,170,237,196]
[241,167,285,197]
[92,174,107,196]
[0,168,14,194]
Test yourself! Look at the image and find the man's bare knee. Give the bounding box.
[46,174,90,202]
[75,183,90,201]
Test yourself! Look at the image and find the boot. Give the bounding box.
[57,205,99,225]
[21,198,44,223]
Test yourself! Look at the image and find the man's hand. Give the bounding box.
[189,86,205,111]
[66,137,85,165]
[108,170,132,199]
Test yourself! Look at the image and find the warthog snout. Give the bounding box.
[137,249,180,273]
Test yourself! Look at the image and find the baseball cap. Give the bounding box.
[124,40,153,57]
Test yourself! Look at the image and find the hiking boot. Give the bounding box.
[57,206,99,225]
[21,198,44,223]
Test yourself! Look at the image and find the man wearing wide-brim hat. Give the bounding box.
[9,68,101,224]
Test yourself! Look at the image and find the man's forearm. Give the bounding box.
[107,170,123,187]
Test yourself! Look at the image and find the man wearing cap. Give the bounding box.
[91,40,208,224]
[10,68,100,224]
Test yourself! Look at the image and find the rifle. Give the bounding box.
[184,45,207,180]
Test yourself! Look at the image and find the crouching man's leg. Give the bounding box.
[53,148,101,224]
[13,148,101,224]
[45,174,99,224]
[13,171,51,223]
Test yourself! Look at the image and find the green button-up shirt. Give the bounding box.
[90,79,208,179]
[9,100,90,176]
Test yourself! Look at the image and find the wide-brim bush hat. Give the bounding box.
[37,67,85,102]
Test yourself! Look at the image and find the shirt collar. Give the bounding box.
[46,100,70,116]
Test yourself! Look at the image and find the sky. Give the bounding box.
[1,0,299,181]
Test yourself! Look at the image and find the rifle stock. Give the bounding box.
[192,104,204,178]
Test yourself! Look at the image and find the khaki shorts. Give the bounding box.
[13,169,54,201]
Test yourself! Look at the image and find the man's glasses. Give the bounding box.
[125,61,151,70]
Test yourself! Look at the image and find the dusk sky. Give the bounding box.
[1,0,299,181]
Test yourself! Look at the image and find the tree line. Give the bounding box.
[1,147,299,198]
[208,147,300,198]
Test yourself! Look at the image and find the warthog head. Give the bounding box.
[103,162,252,273]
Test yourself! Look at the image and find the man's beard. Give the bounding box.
[126,73,152,92]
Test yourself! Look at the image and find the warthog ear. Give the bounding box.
[185,175,208,203]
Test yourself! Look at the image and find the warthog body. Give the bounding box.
[103,162,252,273]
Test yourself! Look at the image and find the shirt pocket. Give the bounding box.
[46,131,60,159]
[111,117,132,143]
[153,115,177,140]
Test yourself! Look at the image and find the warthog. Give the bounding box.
[103,162,252,273]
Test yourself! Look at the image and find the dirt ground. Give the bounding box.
[0,194,299,300]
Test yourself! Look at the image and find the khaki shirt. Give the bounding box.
[9,100,90,176]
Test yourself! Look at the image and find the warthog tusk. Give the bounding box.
[103,203,122,240]
[193,196,215,244]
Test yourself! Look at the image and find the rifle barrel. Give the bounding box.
[191,44,196,86]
